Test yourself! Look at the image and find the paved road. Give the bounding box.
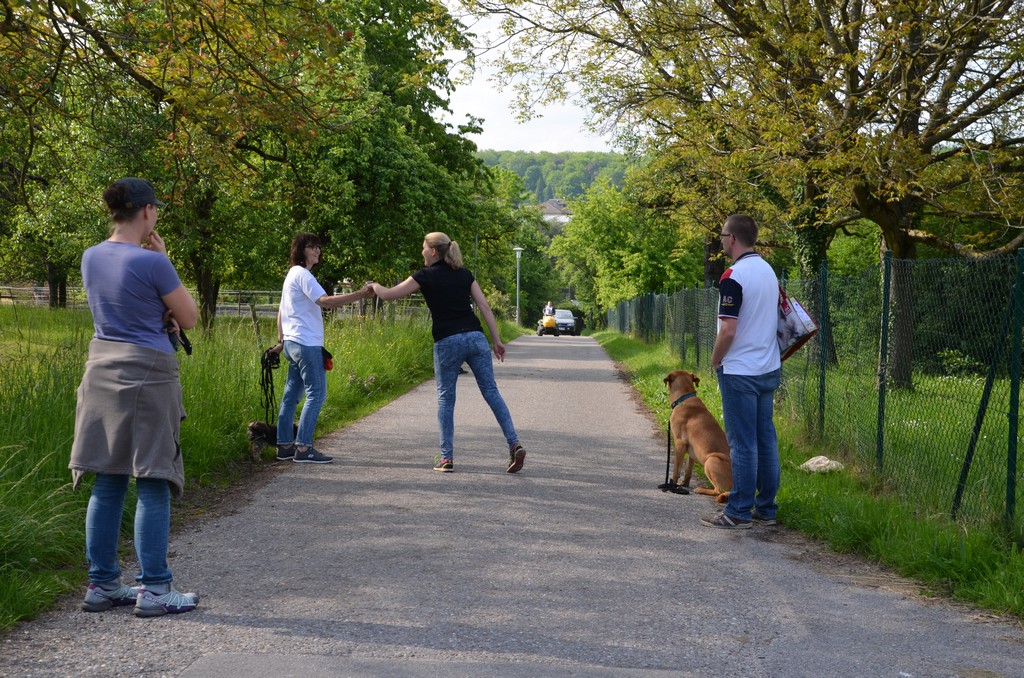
[3,335,1023,677]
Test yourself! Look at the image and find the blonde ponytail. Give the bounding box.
[445,241,464,269]
[425,231,464,270]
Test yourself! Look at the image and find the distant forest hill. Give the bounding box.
[477,150,629,204]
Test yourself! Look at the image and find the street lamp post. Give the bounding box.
[513,247,524,325]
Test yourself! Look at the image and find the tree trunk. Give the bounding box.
[46,262,67,309]
[853,186,919,390]
[791,185,837,366]
[196,263,220,330]
[189,188,221,331]
[704,235,725,288]
[884,235,916,390]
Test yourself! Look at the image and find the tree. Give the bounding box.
[1,0,507,327]
[472,167,544,284]
[469,0,1024,252]
[510,222,561,323]
[481,151,630,203]
[462,0,836,297]
[551,178,701,314]
[1,0,369,321]
[463,0,1024,386]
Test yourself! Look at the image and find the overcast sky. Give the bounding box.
[443,68,615,154]
[438,9,615,154]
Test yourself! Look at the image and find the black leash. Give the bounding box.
[167,324,193,355]
[665,423,672,485]
[259,348,281,425]
[658,393,693,494]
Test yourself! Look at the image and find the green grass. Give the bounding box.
[592,331,1024,619]
[781,366,1018,529]
[0,306,100,627]
[0,305,527,630]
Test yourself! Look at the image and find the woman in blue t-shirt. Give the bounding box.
[371,232,525,474]
[70,177,200,617]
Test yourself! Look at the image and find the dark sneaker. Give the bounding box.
[134,584,199,617]
[82,580,140,612]
[293,447,333,464]
[752,512,777,526]
[506,443,526,474]
[700,511,752,529]
[275,444,295,461]
[433,456,454,473]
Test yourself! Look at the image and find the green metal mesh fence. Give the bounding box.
[608,253,1023,533]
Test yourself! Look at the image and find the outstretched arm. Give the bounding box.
[371,277,420,301]
[318,282,375,309]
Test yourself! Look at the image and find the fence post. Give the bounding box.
[876,251,892,473]
[679,288,687,361]
[818,261,828,438]
[1008,251,1023,529]
[694,283,702,367]
[648,292,655,341]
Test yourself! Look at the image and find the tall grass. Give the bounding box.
[593,331,1024,619]
[0,306,96,627]
[0,305,444,629]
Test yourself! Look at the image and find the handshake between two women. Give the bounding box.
[318,281,375,309]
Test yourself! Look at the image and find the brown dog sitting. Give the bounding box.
[663,370,732,503]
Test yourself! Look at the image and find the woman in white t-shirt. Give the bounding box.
[270,233,373,464]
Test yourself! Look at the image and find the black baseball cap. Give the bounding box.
[113,177,166,208]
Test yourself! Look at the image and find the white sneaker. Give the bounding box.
[82,580,140,612]
[134,584,199,617]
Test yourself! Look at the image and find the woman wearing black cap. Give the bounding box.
[69,177,201,617]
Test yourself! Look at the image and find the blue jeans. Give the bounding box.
[434,331,518,459]
[277,340,327,448]
[718,368,782,521]
[85,474,172,585]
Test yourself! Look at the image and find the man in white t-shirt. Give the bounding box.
[702,214,782,530]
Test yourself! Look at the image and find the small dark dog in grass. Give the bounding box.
[246,421,297,461]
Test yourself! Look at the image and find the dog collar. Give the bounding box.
[670,392,696,409]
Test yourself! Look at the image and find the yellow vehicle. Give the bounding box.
[537,312,559,336]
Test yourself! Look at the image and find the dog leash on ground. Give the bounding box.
[244,347,285,461]
[658,393,692,494]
